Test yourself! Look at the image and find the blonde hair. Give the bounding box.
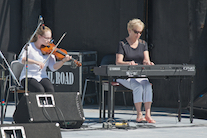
[127,18,145,30]
[31,25,51,42]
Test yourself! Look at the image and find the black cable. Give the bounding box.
[42,102,53,123]
[55,105,67,128]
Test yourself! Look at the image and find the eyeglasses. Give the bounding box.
[132,29,142,34]
[41,35,52,40]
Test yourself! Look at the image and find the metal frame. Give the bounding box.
[67,51,97,95]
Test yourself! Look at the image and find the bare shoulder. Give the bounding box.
[138,39,147,45]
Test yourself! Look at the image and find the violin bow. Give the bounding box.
[43,32,67,64]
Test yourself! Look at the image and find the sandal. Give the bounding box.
[145,117,156,123]
[136,117,147,123]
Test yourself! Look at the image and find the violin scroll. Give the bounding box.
[73,59,82,67]
[71,59,82,69]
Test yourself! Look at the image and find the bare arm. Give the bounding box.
[21,57,45,69]
[21,55,72,70]
[143,51,154,65]
[53,55,72,70]
[116,53,138,65]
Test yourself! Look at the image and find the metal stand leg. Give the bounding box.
[1,70,5,124]
[190,77,194,123]
[177,79,182,122]
[99,76,103,121]
[112,85,115,118]
[95,82,99,104]
[107,77,111,118]
[108,77,113,119]
[1,72,9,124]
[81,79,88,105]
[4,76,12,119]
[123,92,127,106]
[102,83,106,119]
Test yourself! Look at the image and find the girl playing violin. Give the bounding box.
[18,25,72,92]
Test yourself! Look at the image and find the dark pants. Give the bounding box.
[21,78,55,92]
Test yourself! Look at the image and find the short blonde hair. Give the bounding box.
[127,18,145,30]
[31,25,51,42]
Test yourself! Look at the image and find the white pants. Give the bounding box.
[116,78,152,103]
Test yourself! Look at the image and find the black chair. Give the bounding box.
[81,54,116,105]
[7,60,24,106]
[3,60,24,120]
[81,76,99,105]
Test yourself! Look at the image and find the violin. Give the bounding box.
[41,43,82,67]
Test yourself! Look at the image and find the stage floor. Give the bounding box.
[2,103,207,138]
